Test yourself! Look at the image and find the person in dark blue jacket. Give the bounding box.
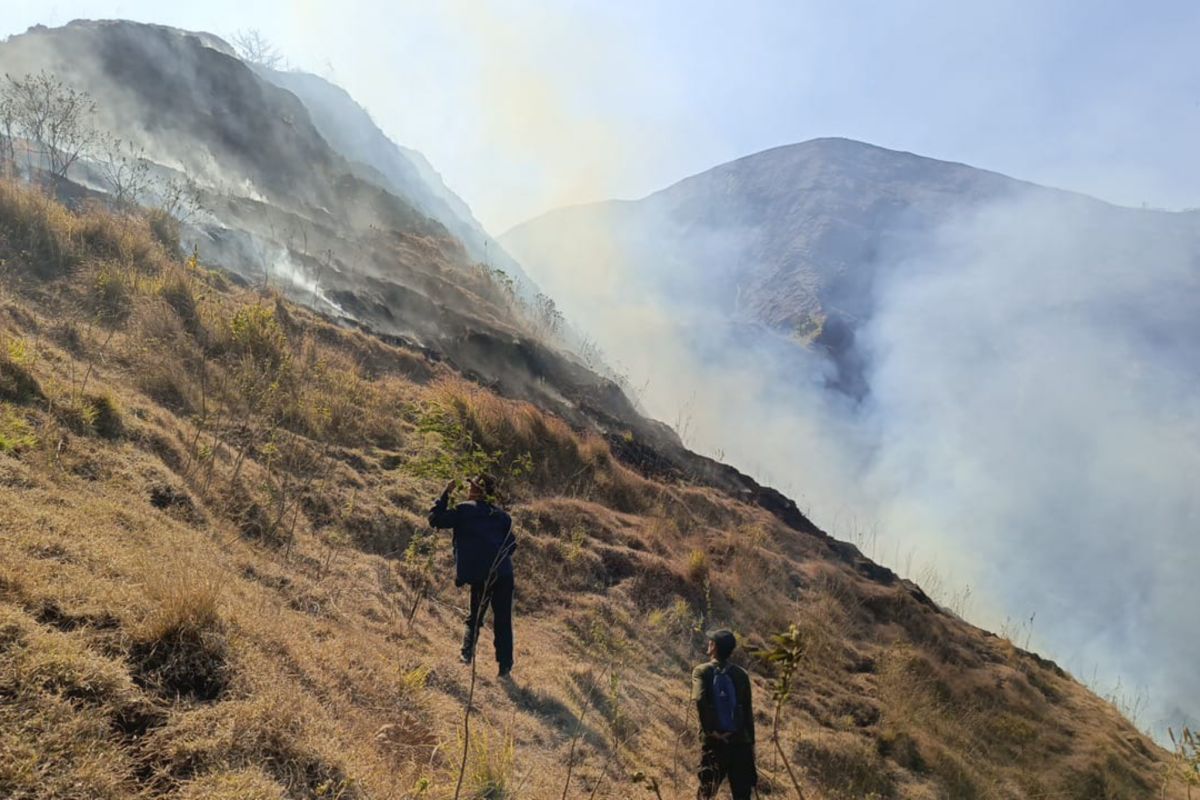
[428,473,517,678]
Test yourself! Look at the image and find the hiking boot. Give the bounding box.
[497,665,513,680]
[459,652,473,665]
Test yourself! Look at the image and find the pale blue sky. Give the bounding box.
[5,0,1198,231]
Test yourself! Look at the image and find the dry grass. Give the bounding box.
[129,563,229,701]
[0,178,1182,799]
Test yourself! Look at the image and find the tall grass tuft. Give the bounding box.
[129,564,229,701]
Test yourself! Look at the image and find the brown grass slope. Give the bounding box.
[0,179,1185,799]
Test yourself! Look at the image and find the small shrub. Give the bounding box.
[54,394,99,434]
[87,392,123,438]
[146,208,181,254]
[228,303,288,368]
[1164,728,1200,798]
[159,271,200,334]
[90,262,133,323]
[685,549,709,583]
[646,597,693,636]
[0,404,36,453]
[464,726,514,800]
[0,340,42,403]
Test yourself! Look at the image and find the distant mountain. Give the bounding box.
[503,137,1200,397]
[503,137,1200,738]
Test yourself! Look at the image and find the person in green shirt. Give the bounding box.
[691,629,757,799]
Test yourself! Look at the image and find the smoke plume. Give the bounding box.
[507,178,1200,738]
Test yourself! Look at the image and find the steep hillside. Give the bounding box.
[258,67,539,295]
[0,180,1187,799]
[0,19,839,564]
[0,21,573,423]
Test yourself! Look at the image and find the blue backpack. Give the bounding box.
[713,666,738,732]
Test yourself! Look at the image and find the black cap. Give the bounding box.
[470,473,498,496]
[707,629,736,659]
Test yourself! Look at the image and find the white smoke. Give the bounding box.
[267,249,345,316]
[860,193,1200,734]
[511,188,1200,738]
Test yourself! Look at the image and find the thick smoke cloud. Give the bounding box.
[861,194,1200,733]
[513,189,1200,737]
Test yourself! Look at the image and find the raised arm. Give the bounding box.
[427,480,461,529]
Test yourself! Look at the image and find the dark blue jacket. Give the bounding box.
[427,494,516,587]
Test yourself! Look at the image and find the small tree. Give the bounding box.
[0,88,16,176]
[532,292,564,339]
[156,172,203,224]
[753,624,808,799]
[578,336,605,370]
[231,29,283,69]
[2,71,97,183]
[96,135,151,210]
[1164,727,1199,799]
[402,529,439,625]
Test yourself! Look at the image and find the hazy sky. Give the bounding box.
[4,0,1199,231]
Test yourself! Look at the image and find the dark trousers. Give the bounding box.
[697,740,756,800]
[461,573,514,670]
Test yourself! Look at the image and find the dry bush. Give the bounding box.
[429,377,575,481]
[87,261,135,323]
[87,391,123,439]
[158,267,201,334]
[0,337,42,403]
[283,339,377,446]
[685,548,709,584]
[75,202,169,274]
[51,391,100,434]
[0,178,78,277]
[423,377,651,510]
[146,208,181,254]
[225,302,290,369]
[0,182,169,283]
[132,300,205,413]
